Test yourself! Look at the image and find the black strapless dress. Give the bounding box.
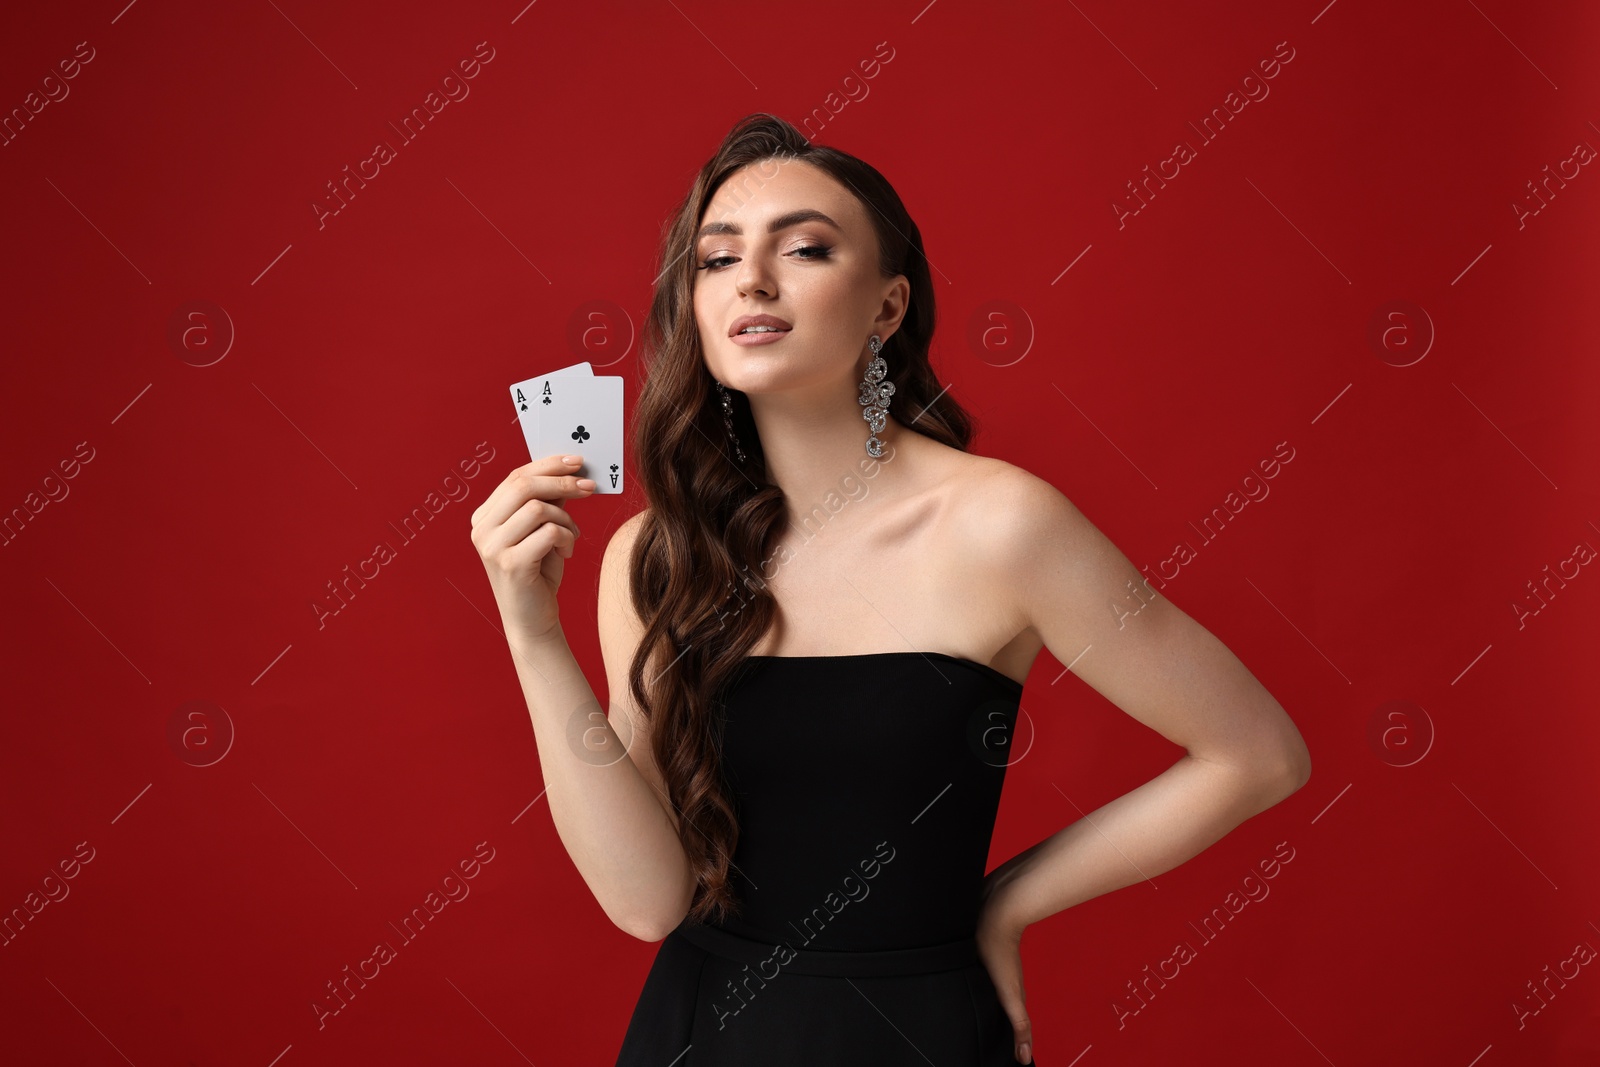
[613,651,1032,1066]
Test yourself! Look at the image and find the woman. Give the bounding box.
[471,113,1312,1065]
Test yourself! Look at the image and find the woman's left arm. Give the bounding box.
[974,472,1312,1064]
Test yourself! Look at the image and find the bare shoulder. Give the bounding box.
[949,453,1082,546]
[600,508,654,583]
[946,455,1114,629]
[610,507,652,549]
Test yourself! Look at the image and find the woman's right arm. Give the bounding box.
[471,456,694,941]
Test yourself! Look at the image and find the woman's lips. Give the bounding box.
[729,328,791,347]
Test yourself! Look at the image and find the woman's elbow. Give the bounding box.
[614,882,694,942]
[1272,736,1312,798]
[1217,718,1311,804]
[614,907,678,943]
[1229,733,1310,806]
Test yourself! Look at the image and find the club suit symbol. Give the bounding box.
[569,425,592,444]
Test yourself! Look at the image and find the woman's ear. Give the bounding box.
[874,274,910,338]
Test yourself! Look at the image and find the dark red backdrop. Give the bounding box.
[3,1,1597,1063]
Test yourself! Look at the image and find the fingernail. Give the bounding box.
[563,455,581,464]
[1019,1043,1030,1063]
[577,478,596,490]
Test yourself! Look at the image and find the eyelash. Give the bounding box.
[696,245,832,271]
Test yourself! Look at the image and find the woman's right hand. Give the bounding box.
[470,454,596,645]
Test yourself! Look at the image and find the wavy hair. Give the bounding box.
[626,112,976,924]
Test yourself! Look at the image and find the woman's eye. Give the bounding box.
[696,245,833,271]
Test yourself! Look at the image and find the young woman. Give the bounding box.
[471,113,1311,1066]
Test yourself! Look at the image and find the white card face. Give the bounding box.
[511,362,590,420]
[534,374,625,494]
[510,362,592,467]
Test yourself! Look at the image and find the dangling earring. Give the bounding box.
[858,334,894,458]
[715,380,747,465]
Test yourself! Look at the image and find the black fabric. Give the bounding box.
[613,652,1033,1065]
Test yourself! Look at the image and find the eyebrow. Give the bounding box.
[695,208,842,242]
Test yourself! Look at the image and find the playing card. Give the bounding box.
[533,372,625,494]
[510,362,590,420]
[510,362,591,467]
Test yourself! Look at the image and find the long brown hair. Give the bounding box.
[626,112,976,924]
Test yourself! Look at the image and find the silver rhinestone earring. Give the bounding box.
[715,380,747,465]
[858,334,894,458]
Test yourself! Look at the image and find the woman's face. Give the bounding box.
[693,159,905,393]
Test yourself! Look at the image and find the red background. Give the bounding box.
[3,1,1598,1063]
